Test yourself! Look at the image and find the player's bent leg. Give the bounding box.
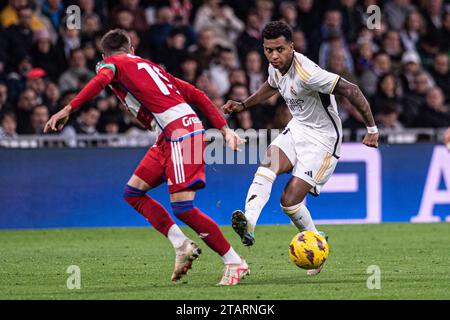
[124,175,178,238]
[280,177,318,233]
[233,145,293,246]
[171,191,249,286]
[280,177,328,276]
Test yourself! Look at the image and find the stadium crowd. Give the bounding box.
[0,0,449,141]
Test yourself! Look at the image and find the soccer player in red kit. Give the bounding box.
[44,29,249,286]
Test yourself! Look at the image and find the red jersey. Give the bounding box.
[70,53,226,141]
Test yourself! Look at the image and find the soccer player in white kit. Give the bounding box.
[222,21,379,275]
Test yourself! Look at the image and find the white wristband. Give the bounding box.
[367,126,378,134]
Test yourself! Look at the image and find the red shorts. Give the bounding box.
[134,133,206,194]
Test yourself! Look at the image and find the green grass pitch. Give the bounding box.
[1,223,449,300]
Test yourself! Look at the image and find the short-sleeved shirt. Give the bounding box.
[268,52,343,158]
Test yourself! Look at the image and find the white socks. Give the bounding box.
[244,167,276,232]
[281,203,318,233]
[222,247,242,265]
[167,224,189,249]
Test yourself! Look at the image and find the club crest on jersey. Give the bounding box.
[290,85,297,96]
[182,116,201,127]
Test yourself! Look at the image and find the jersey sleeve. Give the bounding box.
[301,56,340,94]
[95,61,117,75]
[70,68,115,110]
[168,74,227,129]
[267,65,278,89]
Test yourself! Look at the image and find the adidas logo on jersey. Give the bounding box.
[304,171,313,178]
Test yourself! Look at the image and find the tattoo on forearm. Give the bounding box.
[334,78,375,127]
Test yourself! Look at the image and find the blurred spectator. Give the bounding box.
[419,87,450,127]
[440,11,450,51]
[111,0,148,33]
[41,0,65,32]
[399,50,422,94]
[43,81,60,114]
[0,111,18,138]
[375,102,404,130]
[58,48,95,93]
[339,0,363,44]
[194,0,244,49]
[229,68,248,87]
[422,0,445,38]
[2,5,34,71]
[244,50,264,95]
[31,28,63,81]
[360,52,392,97]
[403,71,434,126]
[400,10,426,52]
[429,52,450,102]
[381,30,404,68]
[26,68,47,104]
[61,105,100,147]
[292,29,308,55]
[296,0,321,59]
[210,47,239,96]
[28,104,49,134]
[354,37,375,75]
[149,6,196,55]
[327,48,358,85]
[154,28,188,76]
[54,20,81,69]
[383,0,415,31]
[179,55,201,84]
[81,13,102,44]
[319,30,354,75]
[190,28,218,70]
[255,0,274,31]
[371,73,403,116]
[14,88,37,134]
[0,0,46,30]
[5,55,33,104]
[279,1,299,30]
[320,9,343,43]
[236,10,263,59]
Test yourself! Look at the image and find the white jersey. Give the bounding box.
[268,52,342,158]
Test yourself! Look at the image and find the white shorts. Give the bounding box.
[270,127,338,196]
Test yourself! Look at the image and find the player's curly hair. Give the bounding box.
[262,21,293,42]
[100,29,131,55]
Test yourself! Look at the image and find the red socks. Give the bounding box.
[175,207,231,256]
[124,186,175,236]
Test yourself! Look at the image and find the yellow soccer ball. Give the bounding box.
[289,230,329,270]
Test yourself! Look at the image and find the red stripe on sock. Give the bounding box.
[176,207,231,256]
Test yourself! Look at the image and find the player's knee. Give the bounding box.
[280,189,300,208]
[123,184,146,204]
[171,200,194,217]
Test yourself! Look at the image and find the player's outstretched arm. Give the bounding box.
[333,77,379,148]
[44,69,114,133]
[222,81,278,114]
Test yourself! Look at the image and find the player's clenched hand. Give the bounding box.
[221,127,246,151]
[44,105,72,133]
[222,100,245,114]
[362,132,379,148]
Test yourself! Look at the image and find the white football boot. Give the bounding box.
[216,257,250,286]
[171,239,202,282]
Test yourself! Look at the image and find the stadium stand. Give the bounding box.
[0,0,449,146]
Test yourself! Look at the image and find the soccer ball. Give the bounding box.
[288,230,329,270]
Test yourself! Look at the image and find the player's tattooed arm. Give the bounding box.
[333,77,379,148]
[333,77,375,127]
